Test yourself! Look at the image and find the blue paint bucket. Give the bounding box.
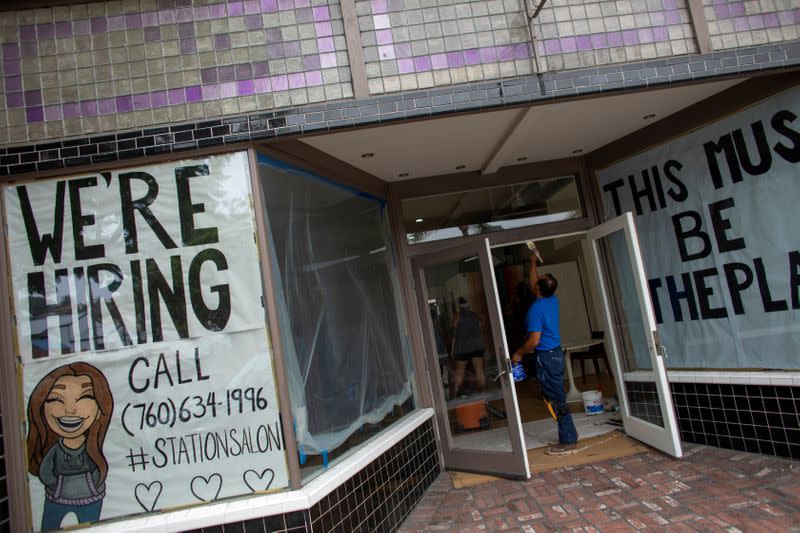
[512,362,526,382]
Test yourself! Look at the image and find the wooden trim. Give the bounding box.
[257,139,388,199]
[389,157,582,199]
[340,0,370,100]
[247,149,303,490]
[0,188,32,531]
[686,0,712,55]
[586,72,800,170]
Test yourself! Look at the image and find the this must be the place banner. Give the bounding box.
[3,152,289,530]
[597,87,800,370]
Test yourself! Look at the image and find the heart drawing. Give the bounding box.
[134,481,163,512]
[243,468,275,492]
[190,474,223,502]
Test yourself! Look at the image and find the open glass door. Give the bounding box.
[586,212,683,458]
[412,239,530,479]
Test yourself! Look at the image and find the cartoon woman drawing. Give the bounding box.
[26,362,113,531]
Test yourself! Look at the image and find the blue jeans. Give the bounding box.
[42,499,102,531]
[536,348,578,445]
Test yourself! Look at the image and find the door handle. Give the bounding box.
[493,370,508,383]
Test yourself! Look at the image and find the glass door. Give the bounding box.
[586,212,683,457]
[412,239,529,478]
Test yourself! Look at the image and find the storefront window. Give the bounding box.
[402,176,583,244]
[256,154,415,480]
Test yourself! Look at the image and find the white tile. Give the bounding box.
[770,375,793,387]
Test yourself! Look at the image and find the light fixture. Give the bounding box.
[643,113,656,120]
[572,149,583,154]
[455,165,466,170]
[361,152,374,158]
[517,156,528,162]
[415,218,423,223]
[398,172,408,177]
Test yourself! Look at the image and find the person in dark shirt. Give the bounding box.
[450,297,487,398]
[511,246,578,454]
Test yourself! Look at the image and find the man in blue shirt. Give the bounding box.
[512,245,578,454]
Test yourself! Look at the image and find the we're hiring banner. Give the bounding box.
[597,87,800,369]
[4,152,288,529]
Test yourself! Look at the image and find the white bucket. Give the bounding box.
[582,390,603,415]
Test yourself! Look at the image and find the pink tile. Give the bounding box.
[372,0,389,14]
[220,81,238,98]
[318,37,335,53]
[203,84,220,100]
[254,77,271,93]
[313,6,331,21]
[288,72,305,88]
[320,52,337,68]
[414,55,432,71]
[397,58,414,73]
[305,70,323,86]
[431,53,447,69]
[271,74,289,91]
[376,29,393,45]
[315,22,333,36]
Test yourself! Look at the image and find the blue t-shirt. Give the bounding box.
[525,295,560,351]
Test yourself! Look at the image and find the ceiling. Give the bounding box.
[302,78,744,182]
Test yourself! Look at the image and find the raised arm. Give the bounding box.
[527,242,542,297]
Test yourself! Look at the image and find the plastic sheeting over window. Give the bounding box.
[257,154,414,457]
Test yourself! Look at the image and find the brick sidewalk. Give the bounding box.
[398,443,800,532]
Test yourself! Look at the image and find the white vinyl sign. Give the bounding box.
[597,87,800,369]
[4,152,289,530]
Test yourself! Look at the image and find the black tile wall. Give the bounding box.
[183,419,439,533]
[625,380,800,461]
[1,41,799,178]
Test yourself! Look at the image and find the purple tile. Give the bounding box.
[218,65,235,81]
[590,34,607,49]
[116,95,133,112]
[21,43,37,58]
[44,104,62,121]
[98,97,116,114]
[398,58,414,73]
[371,0,388,14]
[244,0,261,14]
[108,16,125,31]
[560,37,577,53]
[665,10,681,24]
[278,0,293,9]
[296,8,314,23]
[284,40,302,56]
[80,100,98,116]
[376,29,393,45]
[512,43,529,60]
[5,92,23,108]
[748,14,765,29]
[73,19,91,35]
[315,22,333,36]
[496,45,513,60]
[167,88,185,104]
[414,55,432,71]
[24,90,42,106]
[464,49,481,65]
[180,39,197,54]
[320,52,337,68]
[246,14,263,30]
[219,81,237,97]
[729,2,745,17]
[713,4,730,20]
[37,23,55,40]
[480,47,498,61]
[228,1,245,16]
[733,17,748,31]
[650,11,665,25]
[214,34,231,49]
[793,7,800,23]
[125,13,143,29]
[314,6,331,20]
[378,45,396,60]
[431,53,447,69]
[142,11,159,26]
[185,85,203,102]
[653,26,669,41]
[194,5,211,20]
[62,102,80,119]
[91,18,108,33]
[237,79,255,96]
[661,0,677,9]
[4,59,21,75]
[622,29,639,45]
[778,10,794,25]
[288,72,305,88]
[395,43,412,58]
[254,77,271,93]
[19,25,36,41]
[446,51,464,67]
[268,43,285,58]
[53,22,71,39]
[236,63,253,79]
[2,43,20,59]
[577,35,592,51]
[145,27,162,41]
[4,76,22,91]
[159,9,177,24]
[543,39,561,55]
[211,3,227,18]
[201,67,218,83]
[317,36,335,53]
[271,74,288,91]
[638,28,655,43]
[202,84,220,100]
[260,0,278,11]
[26,106,44,123]
[133,93,150,109]
[303,55,321,69]
[253,61,270,76]
[607,31,623,47]
[150,90,168,107]
[176,7,194,22]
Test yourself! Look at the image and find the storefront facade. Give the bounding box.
[0,0,798,530]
